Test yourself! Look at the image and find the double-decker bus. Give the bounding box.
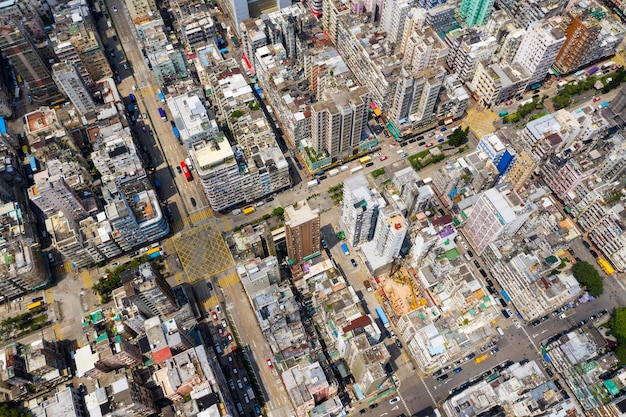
[180,161,192,181]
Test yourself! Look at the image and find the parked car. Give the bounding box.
[437,374,449,382]
[389,397,400,405]
[453,367,462,374]
[267,359,273,369]
[351,258,357,267]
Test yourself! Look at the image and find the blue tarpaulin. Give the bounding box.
[0,117,6,134]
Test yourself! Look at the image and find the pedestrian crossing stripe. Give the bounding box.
[53,323,62,341]
[170,220,186,232]
[81,270,94,289]
[203,295,220,311]
[64,261,72,272]
[217,273,240,288]
[45,289,54,305]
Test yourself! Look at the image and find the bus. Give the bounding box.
[180,161,192,181]
[27,301,43,310]
[359,156,372,164]
[158,107,167,121]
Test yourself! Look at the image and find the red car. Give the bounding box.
[212,312,218,321]
[218,327,224,336]
[227,333,233,343]
[267,359,273,369]
[379,155,388,161]
[425,143,434,148]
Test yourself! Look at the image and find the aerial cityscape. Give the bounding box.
[0,0,625,416]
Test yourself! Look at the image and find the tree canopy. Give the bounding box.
[448,126,470,147]
[0,403,30,417]
[609,307,626,365]
[571,260,604,297]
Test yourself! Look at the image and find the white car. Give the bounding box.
[461,241,469,250]
[389,397,400,405]
[513,319,521,329]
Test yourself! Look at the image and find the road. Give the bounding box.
[104,0,208,224]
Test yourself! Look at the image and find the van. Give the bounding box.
[255,201,265,208]
[496,327,504,336]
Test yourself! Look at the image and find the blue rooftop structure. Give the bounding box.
[0,117,6,134]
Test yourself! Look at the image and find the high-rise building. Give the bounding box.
[470,62,529,107]
[124,0,158,24]
[340,174,381,247]
[284,200,320,264]
[553,15,601,75]
[418,0,448,9]
[362,208,408,270]
[513,21,565,86]
[52,62,96,116]
[465,187,532,254]
[120,262,178,317]
[29,173,89,221]
[0,24,58,102]
[606,84,626,126]
[458,0,495,26]
[310,87,370,162]
[382,0,413,44]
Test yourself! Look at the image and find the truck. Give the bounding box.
[307,179,320,188]
[185,158,193,170]
[219,48,228,55]
[602,61,615,69]
[598,101,610,110]
[29,155,38,172]
[157,90,165,103]
[341,243,350,255]
[598,259,615,275]
[172,126,180,140]
[587,66,599,76]
[363,280,372,292]
[375,306,390,328]
[158,107,167,121]
[328,168,340,177]
[557,80,568,88]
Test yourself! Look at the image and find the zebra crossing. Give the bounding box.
[217,272,240,288]
[203,295,220,311]
[45,288,54,305]
[53,323,62,341]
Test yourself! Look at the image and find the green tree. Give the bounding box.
[552,94,572,110]
[609,307,626,365]
[448,126,469,147]
[272,207,284,217]
[0,403,30,417]
[571,261,604,296]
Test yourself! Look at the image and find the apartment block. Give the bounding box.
[29,386,87,417]
[465,186,533,254]
[52,62,96,116]
[496,0,564,30]
[0,202,49,299]
[140,20,188,86]
[179,11,216,52]
[282,362,338,417]
[458,0,496,26]
[553,13,601,75]
[86,369,156,416]
[401,20,449,75]
[340,174,382,247]
[335,13,403,112]
[46,211,103,268]
[513,21,565,87]
[310,86,370,162]
[221,0,250,35]
[321,0,351,45]
[362,208,408,271]
[153,347,215,402]
[498,28,525,63]
[381,0,413,44]
[437,74,470,121]
[124,0,158,24]
[120,262,178,318]
[344,334,389,395]
[285,200,320,264]
[167,91,219,148]
[426,4,457,33]
[503,149,537,192]
[445,28,497,83]
[29,173,89,221]
[470,62,529,108]
[0,24,58,102]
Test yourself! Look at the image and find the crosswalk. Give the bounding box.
[53,323,62,341]
[217,272,240,288]
[45,289,54,305]
[81,269,94,289]
[203,295,220,311]
[53,260,73,277]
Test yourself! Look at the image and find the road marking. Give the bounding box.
[81,269,94,289]
[45,289,54,305]
[53,323,62,341]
